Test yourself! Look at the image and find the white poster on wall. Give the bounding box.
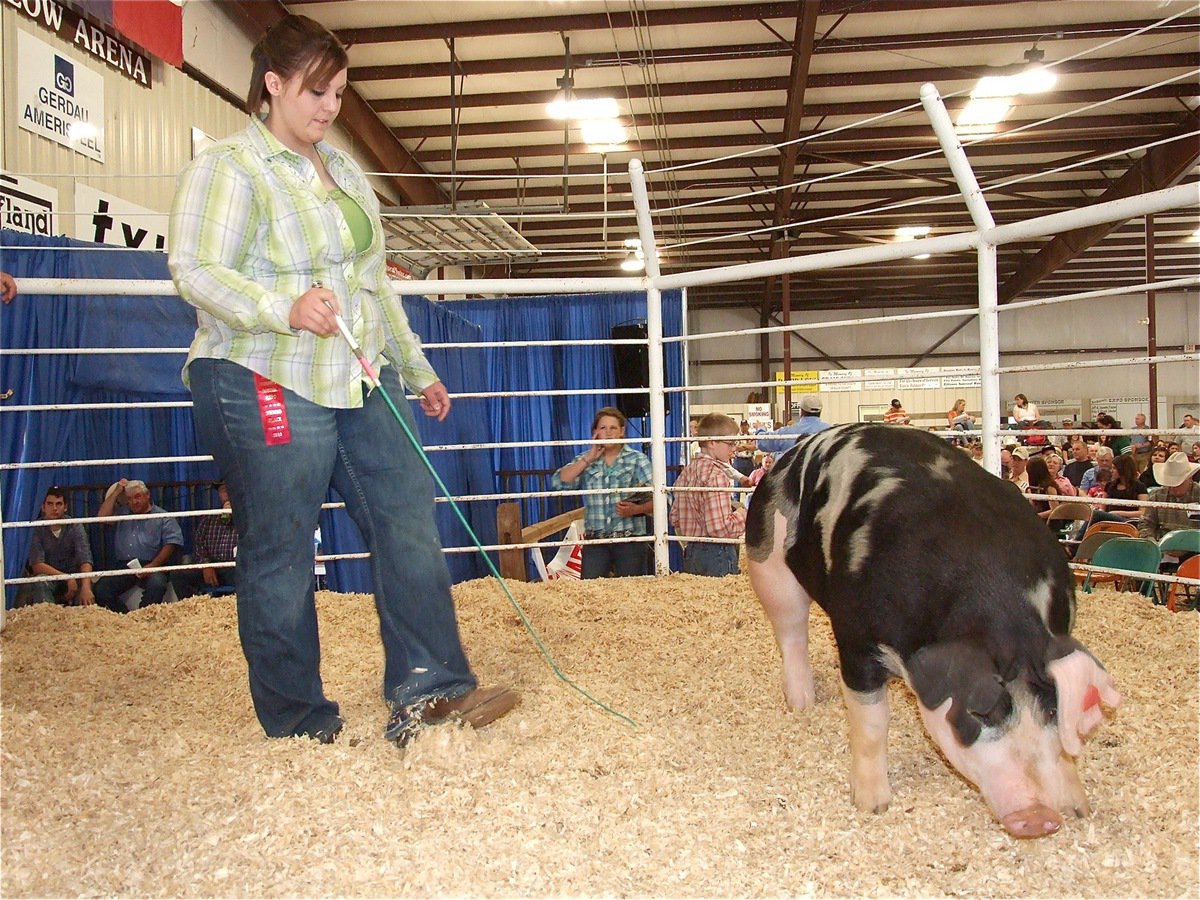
[746,403,772,431]
[73,184,167,250]
[0,172,60,236]
[16,29,105,162]
[819,369,863,392]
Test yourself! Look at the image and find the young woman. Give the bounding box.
[1024,456,1061,522]
[169,15,516,748]
[1140,445,1169,490]
[1086,455,1148,528]
[947,398,975,432]
[552,406,653,578]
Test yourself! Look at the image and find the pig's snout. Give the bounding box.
[1001,804,1062,839]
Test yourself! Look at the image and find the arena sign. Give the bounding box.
[5,0,152,87]
[0,172,59,236]
[16,28,105,162]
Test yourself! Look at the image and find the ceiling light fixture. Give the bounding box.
[1018,45,1058,94]
[620,250,645,272]
[620,237,646,272]
[548,96,619,120]
[581,118,627,152]
[956,42,1058,133]
[896,225,932,260]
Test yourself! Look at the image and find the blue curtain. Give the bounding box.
[3,232,687,602]
[448,291,685,571]
[1,231,495,600]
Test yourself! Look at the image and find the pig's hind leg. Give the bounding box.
[748,513,816,710]
[841,682,892,814]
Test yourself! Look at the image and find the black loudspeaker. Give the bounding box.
[611,323,668,419]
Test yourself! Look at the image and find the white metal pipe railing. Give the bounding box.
[5,81,1198,607]
[630,158,672,577]
[922,83,1005,474]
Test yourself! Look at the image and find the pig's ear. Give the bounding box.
[907,641,1012,746]
[1046,638,1121,757]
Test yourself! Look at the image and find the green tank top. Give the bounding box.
[330,188,372,253]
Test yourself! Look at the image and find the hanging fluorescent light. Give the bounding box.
[547,96,619,120]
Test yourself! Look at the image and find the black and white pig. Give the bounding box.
[745,423,1120,839]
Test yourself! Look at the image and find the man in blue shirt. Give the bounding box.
[93,479,184,613]
[756,394,832,455]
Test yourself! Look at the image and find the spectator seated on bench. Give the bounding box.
[93,479,183,614]
[171,481,239,600]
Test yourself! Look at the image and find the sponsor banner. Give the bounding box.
[17,29,105,161]
[774,370,819,402]
[863,367,896,380]
[820,381,862,392]
[864,379,897,390]
[819,368,862,383]
[73,183,166,250]
[1091,396,1150,407]
[898,377,941,390]
[6,0,155,85]
[942,374,982,388]
[0,172,60,235]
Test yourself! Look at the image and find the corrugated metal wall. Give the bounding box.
[2,9,247,235]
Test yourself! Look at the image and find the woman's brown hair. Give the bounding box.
[246,15,349,114]
[591,407,627,432]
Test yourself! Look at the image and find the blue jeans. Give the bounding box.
[189,359,475,739]
[95,568,172,612]
[582,540,649,578]
[682,542,740,576]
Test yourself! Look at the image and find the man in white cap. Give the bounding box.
[1138,451,1200,542]
[756,393,831,455]
[1007,446,1031,490]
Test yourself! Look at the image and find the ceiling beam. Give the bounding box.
[335,1,1023,46]
[413,121,1161,164]
[999,109,1200,302]
[369,53,1197,113]
[348,18,1198,81]
[387,85,1194,140]
[221,0,444,207]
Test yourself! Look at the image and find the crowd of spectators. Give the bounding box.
[10,391,1199,598]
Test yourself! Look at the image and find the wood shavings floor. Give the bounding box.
[2,576,1195,898]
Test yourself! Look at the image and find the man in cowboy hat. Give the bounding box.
[1138,451,1200,543]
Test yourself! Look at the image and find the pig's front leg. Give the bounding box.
[748,514,815,709]
[841,683,892,814]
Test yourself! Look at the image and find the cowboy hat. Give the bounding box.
[1153,451,1200,488]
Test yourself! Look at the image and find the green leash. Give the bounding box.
[324,299,638,730]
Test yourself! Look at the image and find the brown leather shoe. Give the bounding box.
[385,685,519,746]
[423,685,520,729]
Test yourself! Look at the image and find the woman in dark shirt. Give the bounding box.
[1086,455,1147,527]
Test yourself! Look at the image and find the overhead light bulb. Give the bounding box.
[896,225,931,259]
[1017,63,1057,94]
[581,118,627,148]
[547,96,619,120]
[1019,45,1057,94]
[620,250,645,272]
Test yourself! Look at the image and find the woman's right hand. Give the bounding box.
[586,431,608,463]
[288,286,341,337]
